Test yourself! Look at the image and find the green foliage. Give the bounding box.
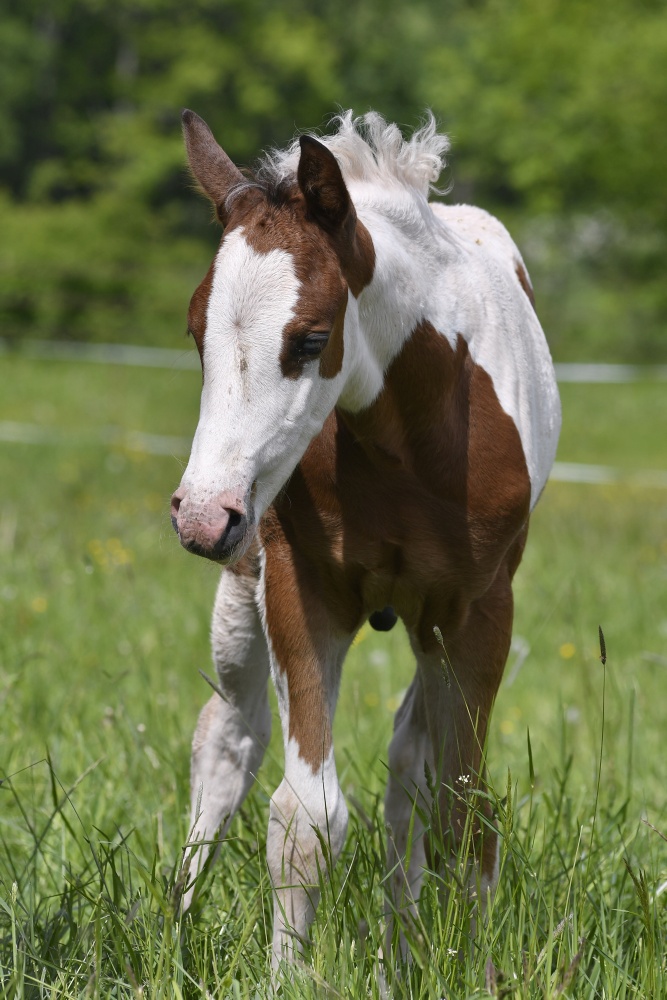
[423,0,667,361]
[425,0,667,220]
[0,0,666,357]
[0,191,212,346]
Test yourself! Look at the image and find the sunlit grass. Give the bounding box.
[1,356,666,996]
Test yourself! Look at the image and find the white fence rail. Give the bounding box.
[2,338,666,486]
[3,337,667,383]
[0,337,200,371]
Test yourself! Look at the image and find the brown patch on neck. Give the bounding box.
[516,262,536,310]
[344,321,531,540]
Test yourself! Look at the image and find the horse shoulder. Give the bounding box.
[429,202,560,507]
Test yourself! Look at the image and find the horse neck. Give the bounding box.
[338,186,458,414]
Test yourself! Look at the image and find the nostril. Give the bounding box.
[209,508,247,560]
[171,493,249,561]
[170,491,183,532]
[226,509,242,530]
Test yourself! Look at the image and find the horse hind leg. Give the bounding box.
[384,672,433,958]
[415,566,515,923]
[180,563,271,912]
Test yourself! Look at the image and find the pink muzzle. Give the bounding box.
[170,487,250,563]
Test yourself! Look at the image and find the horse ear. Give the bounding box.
[182,110,244,221]
[297,135,352,232]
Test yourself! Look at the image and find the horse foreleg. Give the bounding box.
[262,549,351,967]
[268,741,348,965]
[181,564,271,911]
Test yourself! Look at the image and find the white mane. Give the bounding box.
[257,111,450,197]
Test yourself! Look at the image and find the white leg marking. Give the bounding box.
[268,742,348,965]
[182,568,271,910]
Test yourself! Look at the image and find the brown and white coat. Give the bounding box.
[171,110,561,964]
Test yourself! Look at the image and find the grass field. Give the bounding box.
[1,353,666,998]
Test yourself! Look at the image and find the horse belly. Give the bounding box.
[348,482,522,636]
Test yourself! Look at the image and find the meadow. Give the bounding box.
[1,352,666,998]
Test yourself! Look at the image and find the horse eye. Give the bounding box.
[298,333,329,357]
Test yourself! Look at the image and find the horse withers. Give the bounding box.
[171,109,561,964]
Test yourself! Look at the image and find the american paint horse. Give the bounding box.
[171,109,561,963]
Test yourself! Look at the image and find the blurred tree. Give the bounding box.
[420,0,667,360]
[0,0,342,346]
[424,0,667,220]
[0,0,665,360]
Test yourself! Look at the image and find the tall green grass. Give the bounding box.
[1,357,666,996]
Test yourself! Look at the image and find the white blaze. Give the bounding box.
[180,229,344,520]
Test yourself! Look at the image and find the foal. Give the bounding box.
[171,109,561,963]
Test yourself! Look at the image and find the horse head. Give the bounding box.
[171,111,374,563]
